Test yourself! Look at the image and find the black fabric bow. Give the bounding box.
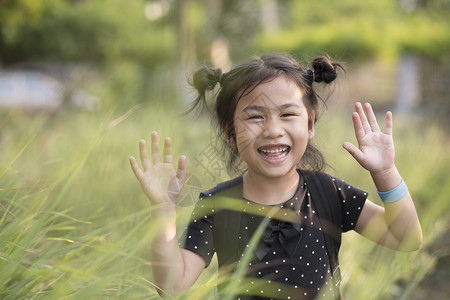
[254,219,302,260]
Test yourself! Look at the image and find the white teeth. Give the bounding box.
[261,147,288,153]
[259,147,289,159]
[260,151,287,159]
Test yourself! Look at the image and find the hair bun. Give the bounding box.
[192,67,222,93]
[311,56,340,83]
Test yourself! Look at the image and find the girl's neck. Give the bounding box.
[242,169,300,205]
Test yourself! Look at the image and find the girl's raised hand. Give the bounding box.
[343,102,396,176]
[129,131,187,205]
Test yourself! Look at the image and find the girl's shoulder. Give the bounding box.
[199,175,243,200]
[195,176,244,216]
[298,169,354,188]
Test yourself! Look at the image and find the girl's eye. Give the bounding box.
[248,115,263,120]
[281,113,296,118]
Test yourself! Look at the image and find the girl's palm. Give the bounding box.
[343,103,395,175]
[129,132,186,205]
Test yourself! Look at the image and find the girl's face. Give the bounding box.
[233,77,314,181]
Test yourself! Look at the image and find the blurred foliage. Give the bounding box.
[0,0,175,67]
[0,0,448,67]
[257,0,450,62]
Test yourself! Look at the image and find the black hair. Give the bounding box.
[188,53,344,175]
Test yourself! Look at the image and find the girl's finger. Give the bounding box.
[129,156,143,179]
[384,111,393,135]
[139,139,152,171]
[352,111,365,142]
[163,137,173,164]
[177,155,187,180]
[364,103,381,132]
[355,102,371,134]
[151,131,161,165]
[343,142,364,163]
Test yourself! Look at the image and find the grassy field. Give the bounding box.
[0,99,449,299]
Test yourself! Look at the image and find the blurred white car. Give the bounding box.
[0,70,100,110]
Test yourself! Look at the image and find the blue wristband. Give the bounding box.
[376,178,408,203]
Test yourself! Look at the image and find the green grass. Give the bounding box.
[0,101,448,299]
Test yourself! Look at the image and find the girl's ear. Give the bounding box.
[224,125,236,146]
[309,127,315,140]
[308,112,315,140]
[227,136,236,147]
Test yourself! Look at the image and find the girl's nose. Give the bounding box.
[262,118,284,138]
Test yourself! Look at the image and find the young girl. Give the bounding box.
[129,53,422,299]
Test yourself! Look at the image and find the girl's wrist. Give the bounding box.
[151,201,177,215]
[370,166,402,192]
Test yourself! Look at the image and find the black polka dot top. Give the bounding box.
[180,170,367,299]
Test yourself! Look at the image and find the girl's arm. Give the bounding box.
[149,203,206,296]
[129,132,205,296]
[343,103,423,251]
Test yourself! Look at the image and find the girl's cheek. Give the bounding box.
[237,122,258,137]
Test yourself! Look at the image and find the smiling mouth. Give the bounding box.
[257,146,290,159]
